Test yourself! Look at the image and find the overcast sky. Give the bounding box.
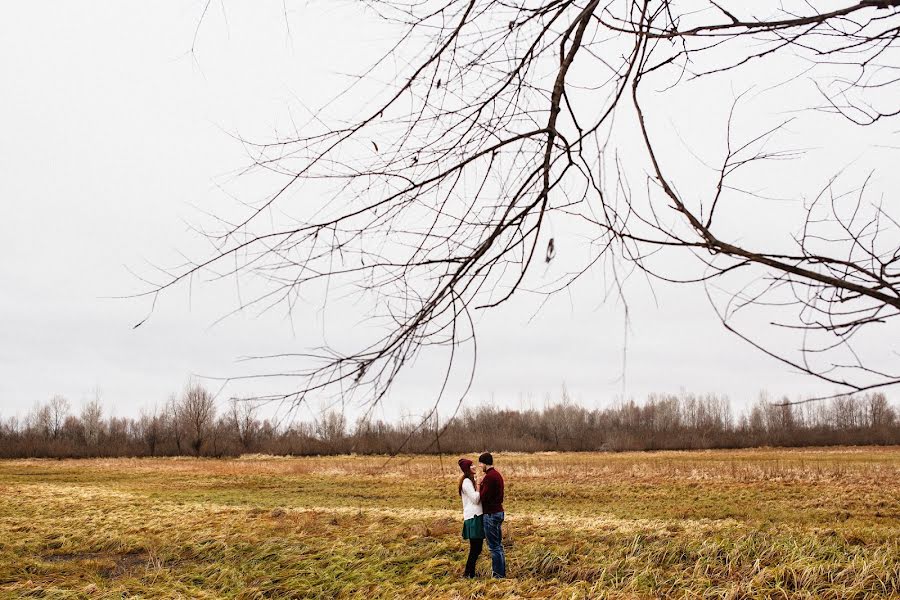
[2,2,895,423]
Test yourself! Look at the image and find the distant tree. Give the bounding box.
[180,383,216,456]
[80,393,104,452]
[316,410,347,449]
[865,392,893,429]
[165,393,185,454]
[137,407,163,456]
[112,417,131,451]
[833,395,862,431]
[39,395,71,440]
[0,389,899,457]
[542,386,588,450]
[228,399,260,453]
[0,416,18,443]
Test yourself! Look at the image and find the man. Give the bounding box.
[477,451,506,578]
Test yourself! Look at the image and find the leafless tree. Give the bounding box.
[138,406,164,456]
[80,392,104,451]
[165,393,185,454]
[0,389,898,457]
[37,395,71,441]
[180,383,217,456]
[316,409,347,449]
[865,391,893,428]
[140,1,900,410]
[228,398,260,453]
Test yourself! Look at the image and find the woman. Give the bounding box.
[457,457,484,578]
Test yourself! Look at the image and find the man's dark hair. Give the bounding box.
[478,452,493,466]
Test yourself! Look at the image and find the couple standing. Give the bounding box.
[457,452,506,578]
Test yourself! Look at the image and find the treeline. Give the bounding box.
[1,386,898,458]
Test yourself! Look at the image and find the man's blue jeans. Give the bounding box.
[483,512,506,578]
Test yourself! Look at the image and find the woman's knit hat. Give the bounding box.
[458,457,473,474]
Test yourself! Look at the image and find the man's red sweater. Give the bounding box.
[479,467,504,514]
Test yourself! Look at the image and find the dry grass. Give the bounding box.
[1,447,899,598]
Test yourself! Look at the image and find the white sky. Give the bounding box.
[1,2,895,423]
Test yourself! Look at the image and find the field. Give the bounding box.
[1,448,899,599]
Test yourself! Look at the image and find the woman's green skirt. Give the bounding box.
[462,514,484,540]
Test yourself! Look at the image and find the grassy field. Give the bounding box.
[1,448,899,599]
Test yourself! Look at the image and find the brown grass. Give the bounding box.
[1,447,899,598]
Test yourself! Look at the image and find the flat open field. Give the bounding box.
[1,448,899,599]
